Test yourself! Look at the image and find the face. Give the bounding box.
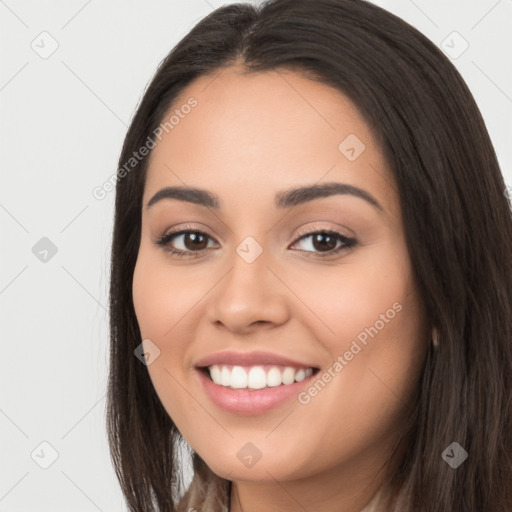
[132,65,429,487]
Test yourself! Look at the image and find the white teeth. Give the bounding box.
[282,367,295,385]
[266,367,282,387]
[295,368,306,382]
[207,364,316,390]
[221,366,231,386]
[247,366,267,389]
[210,364,221,383]
[231,366,247,389]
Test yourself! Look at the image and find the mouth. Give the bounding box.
[193,350,322,414]
[198,364,321,391]
[195,363,321,415]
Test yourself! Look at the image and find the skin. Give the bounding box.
[132,64,430,512]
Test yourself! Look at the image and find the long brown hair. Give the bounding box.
[106,0,512,510]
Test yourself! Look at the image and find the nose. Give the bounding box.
[206,241,290,334]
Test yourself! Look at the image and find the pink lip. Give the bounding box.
[194,350,317,369]
[196,367,318,415]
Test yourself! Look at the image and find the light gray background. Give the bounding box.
[1,0,511,510]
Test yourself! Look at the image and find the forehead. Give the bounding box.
[143,66,396,215]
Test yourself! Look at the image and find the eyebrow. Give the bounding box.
[146,182,383,211]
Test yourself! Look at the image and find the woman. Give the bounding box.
[106,0,512,510]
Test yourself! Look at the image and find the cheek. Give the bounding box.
[131,246,211,382]
[132,254,164,339]
[292,240,426,443]
[292,238,416,352]
[132,248,194,340]
[132,249,201,431]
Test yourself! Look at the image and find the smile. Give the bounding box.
[196,365,320,415]
[205,364,316,390]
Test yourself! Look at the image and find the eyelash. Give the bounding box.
[155,224,357,259]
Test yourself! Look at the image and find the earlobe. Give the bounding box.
[431,327,439,348]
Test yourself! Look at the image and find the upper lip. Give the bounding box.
[194,350,319,369]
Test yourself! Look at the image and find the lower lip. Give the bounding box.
[196,368,316,415]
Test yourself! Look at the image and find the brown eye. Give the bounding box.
[156,227,356,259]
[311,233,338,252]
[181,232,209,251]
[291,230,357,257]
[156,229,217,257]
